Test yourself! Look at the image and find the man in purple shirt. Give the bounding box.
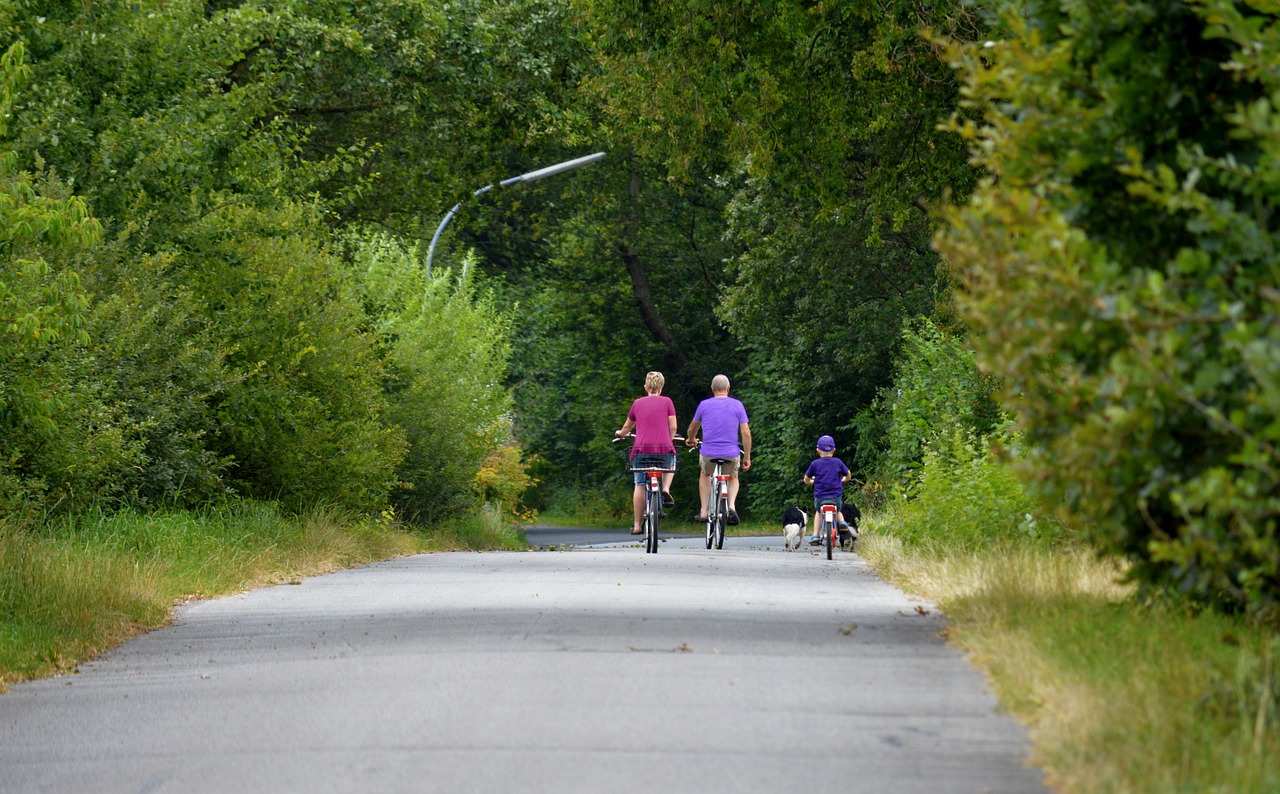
[684,374,752,525]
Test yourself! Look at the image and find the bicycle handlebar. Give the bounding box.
[612,433,686,443]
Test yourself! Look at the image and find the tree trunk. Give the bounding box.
[618,170,687,372]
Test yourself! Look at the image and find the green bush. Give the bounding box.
[849,317,1003,492]
[892,427,1062,550]
[0,42,128,513]
[935,1,1280,617]
[189,202,405,513]
[351,234,516,522]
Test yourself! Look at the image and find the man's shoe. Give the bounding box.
[727,509,740,526]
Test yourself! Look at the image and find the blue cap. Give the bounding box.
[816,435,835,452]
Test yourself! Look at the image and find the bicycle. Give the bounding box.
[818,499,839,560]
[688,441,731,551]
[615,434,680,554]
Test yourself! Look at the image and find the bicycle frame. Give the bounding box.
[616,435,680,555]
[704,460,731,550]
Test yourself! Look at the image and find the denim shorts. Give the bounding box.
[632,453,677,485]
[813,496,843,514]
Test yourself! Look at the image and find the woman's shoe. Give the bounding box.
[630,527,644,535]
[727,509,740,525]
[662,492,675,509]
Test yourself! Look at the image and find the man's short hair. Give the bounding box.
[711,374,730,393]
[645,371,665,392]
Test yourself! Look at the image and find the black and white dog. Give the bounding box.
[839,502,863,549]
[782,506,808,551]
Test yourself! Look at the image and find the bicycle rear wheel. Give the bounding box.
[825,517,834,560]
[646,488,660,554]
[714,494,727,550]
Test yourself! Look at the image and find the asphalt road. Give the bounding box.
[1,531,1047,793]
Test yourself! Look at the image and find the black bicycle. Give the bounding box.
[616,435,680,554]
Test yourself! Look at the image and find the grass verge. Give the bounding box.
[0,500,523,690]
[858,516,1280,793]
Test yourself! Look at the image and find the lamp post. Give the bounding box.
[425,151,606,273]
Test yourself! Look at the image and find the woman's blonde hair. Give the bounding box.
[645,371,665,393]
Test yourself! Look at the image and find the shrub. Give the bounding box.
[350,233,515,522]
[855,317,1003,488]
[935,1,1280,617]
[893,427,1062,550]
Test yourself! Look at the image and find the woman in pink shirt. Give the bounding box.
[614,371,678,535]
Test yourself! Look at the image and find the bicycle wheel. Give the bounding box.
[647,488,660,554]
[715,493,727,550]
[704,478,717,549]
[825,516,834,560]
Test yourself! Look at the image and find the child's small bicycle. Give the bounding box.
[818,499,839,560]
[812,498,857,559]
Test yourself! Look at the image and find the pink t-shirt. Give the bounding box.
[628,394,677,454]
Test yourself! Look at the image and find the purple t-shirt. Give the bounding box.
[805,456,849,500]
[692,396,748,458]
[628,394,676,454]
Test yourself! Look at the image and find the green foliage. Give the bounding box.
[76,244,238,508]
[431,503,527,552]
[877,318,1003,482]
[189,202,403,512]
[0,41,121,513]
[560,0,993,513]
[0,0,1001,533]
[351,234,515,522]
[892,427,1061,550]
[935,0,1280,618]
[1,502,423,683]
[1,4,432,515]
[503,174,744,513]
[472,428,539,523]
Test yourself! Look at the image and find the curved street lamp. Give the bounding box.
[425,151,607,273]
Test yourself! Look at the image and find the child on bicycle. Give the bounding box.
[802,435,853,545]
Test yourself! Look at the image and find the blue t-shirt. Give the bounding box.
[692,396,748,458]
[805,456,849,500]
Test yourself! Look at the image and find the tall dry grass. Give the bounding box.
[859,523,1280,793]
[0,502,425,688]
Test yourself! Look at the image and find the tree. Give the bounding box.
[1,4,417,512]
[349,234,516,521]
[0,42,157,514]
[571,0,991,506]
[935,0,1280,617]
